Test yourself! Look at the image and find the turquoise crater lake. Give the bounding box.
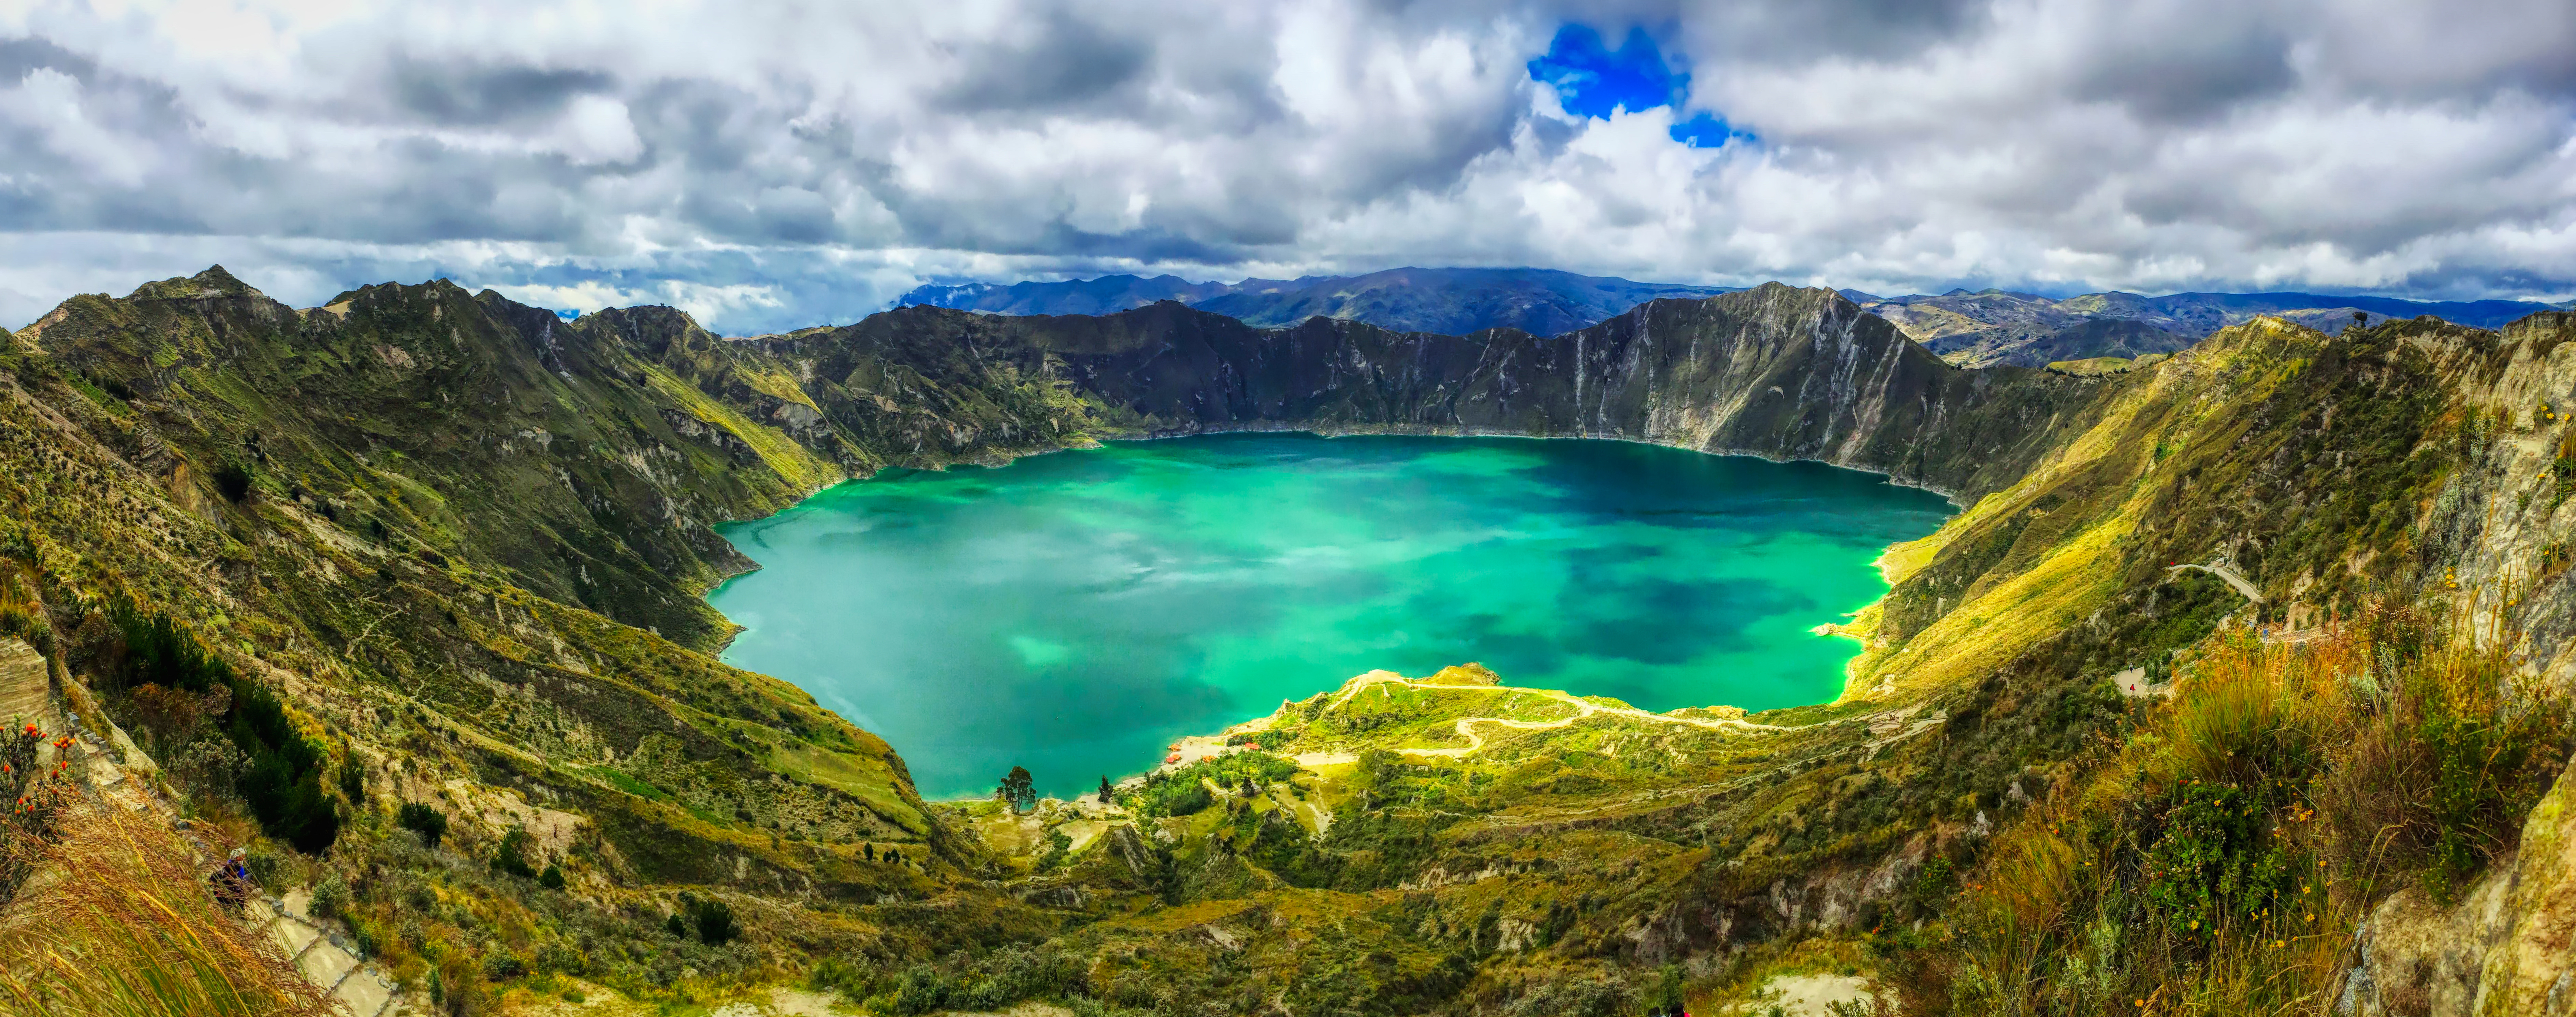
[708,433,1951,800]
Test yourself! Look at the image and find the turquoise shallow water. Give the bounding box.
[708,433,1951,800]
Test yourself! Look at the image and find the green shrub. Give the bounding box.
[480,950,527,982]
[107,606,335,852]
[690,897,740,945]
[310,873,350,918]
[1036,829,1072,871]
[2411,670,2567,902]
[1225,730,1290,750]
[490,827,537,879]
[225,679,337,853]
[1118,752,1298,817]
[891,965,950,1015]
[213,462,256,503]
[395,803,447,848]
[2135,780,2292,940]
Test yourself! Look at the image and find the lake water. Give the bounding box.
[708,433,1951,800]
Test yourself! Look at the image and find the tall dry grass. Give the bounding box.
[1921,605,2572,1016]
[0,801,331,1017]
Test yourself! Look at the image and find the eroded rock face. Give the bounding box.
[1007,283,2100,504]
[2338,756,2576,1016]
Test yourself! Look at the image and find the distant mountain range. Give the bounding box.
[1848,288,2576,367]
[899,267,1737,337]
[901,268,2571,368]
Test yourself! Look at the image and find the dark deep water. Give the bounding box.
[709,433,1952,799]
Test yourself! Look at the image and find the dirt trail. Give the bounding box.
[1317,671,1788,760]
[2169,561,2262,602]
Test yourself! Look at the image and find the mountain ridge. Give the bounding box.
[898,266,1738,338]
[896,267,2572,371]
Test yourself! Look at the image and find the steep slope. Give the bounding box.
[0,269,1120,1004]
[1191,267,1738,335]
[967,283,2098,501]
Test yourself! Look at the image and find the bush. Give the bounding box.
[396,803,447,849]
[490,827,537,879]
[337,761,365,805]
[227,680,337,854]
[2318,630,2571,902]
[668,892,740,945]
[481,950,527,982]
[538,864,566,890]
[213,462,256,502]
[692,897,740,945]
[309,873,350,918]
[1910,608,2573,1015]
[106,606,335,853]
[1118,752,1298,817]
[2135,780,2292,939]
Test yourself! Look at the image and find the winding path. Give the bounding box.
[2168,561,2263,603]
[1307,671,1788,761]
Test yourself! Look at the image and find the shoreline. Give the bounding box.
[696,426,1959,801]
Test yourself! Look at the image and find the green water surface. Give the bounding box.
[709,433,1951,799]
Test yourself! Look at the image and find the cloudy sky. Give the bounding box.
[3,0,2573,333]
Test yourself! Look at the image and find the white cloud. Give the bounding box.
[0,0,2571,334]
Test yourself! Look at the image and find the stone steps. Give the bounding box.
[255,897,404,1017]
[0,638,410,1014]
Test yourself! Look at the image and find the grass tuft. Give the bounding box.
[0,802,332,1017]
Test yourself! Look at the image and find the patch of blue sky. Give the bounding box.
[1670,111,1752,148]
[1527,24,1749,149]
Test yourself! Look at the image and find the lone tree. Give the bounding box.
[999,766,1037,814]
[1098,775,1114,803]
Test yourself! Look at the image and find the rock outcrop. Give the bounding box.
[2339,755,2576,1016]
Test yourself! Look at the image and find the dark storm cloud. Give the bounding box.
[932,7,1153,113]
[1672,0,1991,64]
[387,59,613,126]
[2067,19,2297,123]
[0,35,89,80]
[1,0,2572,336]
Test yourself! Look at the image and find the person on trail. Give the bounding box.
[210,847,254,913]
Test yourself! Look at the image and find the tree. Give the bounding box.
[998,765,1036,814]
[693,898,741,945]
[1097,775,1114,804]
[396,802,447,848]
[491,826,538,879]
